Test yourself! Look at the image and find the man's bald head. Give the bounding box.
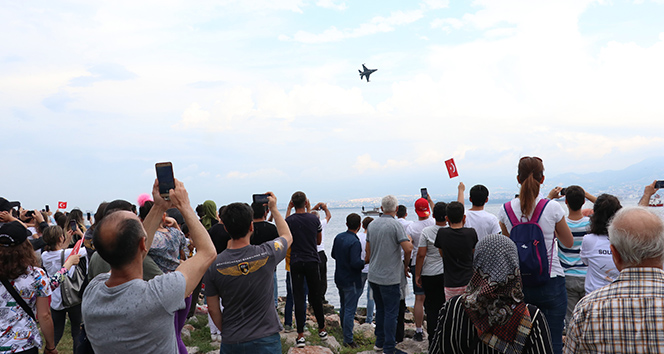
[609,207,664,268]
[93,210,147,269]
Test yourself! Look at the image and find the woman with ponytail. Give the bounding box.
[498,156,573,354]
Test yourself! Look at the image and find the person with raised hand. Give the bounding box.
[82,178,216,354]
[205,192,292,353]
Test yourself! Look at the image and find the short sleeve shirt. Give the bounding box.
[286,213,322,264]
[82,272,186,354]
[204,237,288,344]
[148,227,187,273]
[435,227,478,287]
[498,197,566,277]
[0,267,52,353]
[367,215,409,285]
[418,225,444,276]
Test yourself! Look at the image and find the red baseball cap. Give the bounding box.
[414,198,430,218]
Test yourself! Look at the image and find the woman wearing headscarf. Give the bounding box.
[199,200,218,230]
[431,234,553,354]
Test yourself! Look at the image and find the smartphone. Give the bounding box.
[70,220,77,231]
[252,194,269,204]
[656,180,664,189]
[87,212,91,220]
[45,205,50,212]
[155,162,175,200]
[421,188,428,199]
[560,188,567,196]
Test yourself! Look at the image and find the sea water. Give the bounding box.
[276,198,646,310]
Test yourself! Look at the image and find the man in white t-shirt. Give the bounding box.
[405,197,434,341]
[457,183,500,240]
[397,205,413,231]
[311,202,332,305]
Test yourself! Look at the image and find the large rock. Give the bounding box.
[396,338,429,354]
[356,307,367,316]
[354,323,375,339]
[323,303,336,315]
[186,347,199,354]
[325,314,340,328]
[280,330,310,347]
[324,336,341,352]
[183,324,195,331]
[287,345,334,354]
[404,312,414,323]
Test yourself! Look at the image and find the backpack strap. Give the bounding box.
[503,201,521,227]
[531,199,556,274]
[531,199,549,223]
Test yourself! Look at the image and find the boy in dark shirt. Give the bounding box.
[434,201,478,300]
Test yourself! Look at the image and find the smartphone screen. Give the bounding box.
[252,194,269,204]
[155,162,175,199]
[421,188,428,199]
[656,180,664,189]
[70,220,77,231]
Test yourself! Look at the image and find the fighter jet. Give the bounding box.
[359,64,377,82]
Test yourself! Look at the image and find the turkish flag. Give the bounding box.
[445,158,459,178]
[58,201,67,209]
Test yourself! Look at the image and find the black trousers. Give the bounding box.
[318,250,328,303]
[422,273,446,348]
[52,304,82,346]
[291,261,326,333]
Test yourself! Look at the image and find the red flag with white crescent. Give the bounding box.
[445,158,459,178]
[58,201,67,209]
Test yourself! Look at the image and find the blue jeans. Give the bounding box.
[338,283,363,344]
[370,282,400,354]
[523,276,566,354]
[221,333,281,354]
[273,271,278,308]
[361,273,374,323]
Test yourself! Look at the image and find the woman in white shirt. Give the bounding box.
[498,156,573,354]
[41,225,87,347]
[580,194,622,294]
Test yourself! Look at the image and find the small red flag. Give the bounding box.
[445,158,459,178]
[58,201,67,209]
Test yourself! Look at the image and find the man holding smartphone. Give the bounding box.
[82,179,217,354]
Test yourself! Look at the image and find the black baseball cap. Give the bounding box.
[0,198,20,212]
[0,221,30,247]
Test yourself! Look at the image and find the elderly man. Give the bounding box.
[82,179,217,354]
[366,195,413,354]
[564,207,664,353]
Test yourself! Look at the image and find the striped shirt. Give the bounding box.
[564,267,664,354]
[431,296,553,354]
[557,216,590,277]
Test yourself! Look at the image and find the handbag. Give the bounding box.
[0,277,35,320]
[60,239,87,308]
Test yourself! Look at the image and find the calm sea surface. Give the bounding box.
[276,198,647,309]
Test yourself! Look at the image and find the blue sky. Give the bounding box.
[2,0,664,211]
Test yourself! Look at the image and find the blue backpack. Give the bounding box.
[503,199,554,287]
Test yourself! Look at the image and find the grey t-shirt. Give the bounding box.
[88,252,163,282]
[367,215,409,285]
[82,271,186,354]
[204,237,288,344]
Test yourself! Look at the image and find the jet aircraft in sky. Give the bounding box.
[359,64,377,82]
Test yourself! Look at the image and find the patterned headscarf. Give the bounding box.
[462,234,533,354]
[200,200,218,230]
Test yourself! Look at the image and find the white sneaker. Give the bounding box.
[296,337,306,348]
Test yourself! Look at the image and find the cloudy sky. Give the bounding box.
[2,0,664,210]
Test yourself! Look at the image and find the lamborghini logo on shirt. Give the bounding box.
[217,257,269,276]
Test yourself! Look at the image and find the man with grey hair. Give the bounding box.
[564,207,664,354]
[365,195,413,354]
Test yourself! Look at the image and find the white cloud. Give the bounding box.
[554,133,664,159]
[226,168,287,179]
[316,0,347,11]
[421,0,450,10]
[353,154,410,174]
[281,10,424,43]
